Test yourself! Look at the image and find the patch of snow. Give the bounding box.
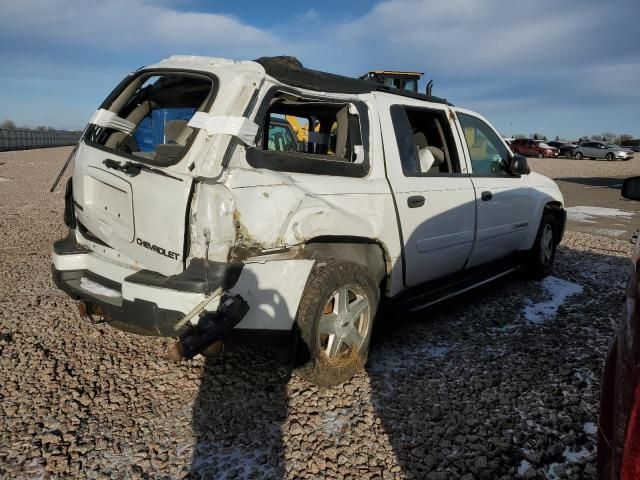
[0,177,9,183]
[592,228,626,237]
[368,344,450,372]
[427,346,449,358]
[518,459,531,476]
[562,445,593,462]
[542,445,595,479]
[80,277,120,298]
[566,206,633,223]
[523,276,583,324]
[320,408,352,435]
[583,422,597,434]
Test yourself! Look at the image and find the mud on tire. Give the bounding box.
[294,259,379,387]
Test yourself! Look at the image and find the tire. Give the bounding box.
[565,151,573,159]
[606,153,614,161]
[294,259,379,387]
[537,152,544,158]
[522,212,558,279]
[574,151,583,160]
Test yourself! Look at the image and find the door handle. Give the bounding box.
[481,191,493,201]
[407,195,425,208]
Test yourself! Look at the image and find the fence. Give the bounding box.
[0,128,82,152]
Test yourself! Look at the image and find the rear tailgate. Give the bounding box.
[73,142,192,276]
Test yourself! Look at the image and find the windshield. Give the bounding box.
[539,143,551,148]
[85,72,215,166]
[606,143,621,149]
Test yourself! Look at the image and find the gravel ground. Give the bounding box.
[527,154,640,179]
[0,147,633,479]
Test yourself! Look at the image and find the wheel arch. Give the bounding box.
[301,236,391,292]
[522,196,566,250]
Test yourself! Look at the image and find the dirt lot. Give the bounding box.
[0,148,635,479]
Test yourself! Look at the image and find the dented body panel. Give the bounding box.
[52,54,564,343]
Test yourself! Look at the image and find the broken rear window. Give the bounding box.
[246,92,370,177]
[84,72,215,166]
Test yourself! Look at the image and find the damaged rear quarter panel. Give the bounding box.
[224,167,396,253]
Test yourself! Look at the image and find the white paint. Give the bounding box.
[0,177,9,183]
[523,276,583,324]
[583,422,597,434]
[80,277,120,298]
[566,205,633,223]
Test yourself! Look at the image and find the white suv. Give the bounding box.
[52,56,565,386]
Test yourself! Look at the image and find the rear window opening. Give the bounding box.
[390,105,460,176]
[85,72,215,166]
[261,96,364,163]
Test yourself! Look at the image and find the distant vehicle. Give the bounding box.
[547,141,576,158]
[267,117,299,152]
[598,176,640,478]
[624,145,640,153]
[511,138,559,158]
[572,141,634,161]
[359,70,424,92]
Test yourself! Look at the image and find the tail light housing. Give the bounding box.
[621,383,640,479]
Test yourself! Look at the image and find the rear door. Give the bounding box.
[455,110,531,268]
[72,71,216,276]
[377,95,476,287]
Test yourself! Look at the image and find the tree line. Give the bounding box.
[1,119,66,132]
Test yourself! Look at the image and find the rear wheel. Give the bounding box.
[574,151,583,160]
[522,212,558,279]
[294,259,379,387]
[606,153,614,161]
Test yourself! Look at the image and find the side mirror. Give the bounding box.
[622,177,640,201]
[508,154,530,175]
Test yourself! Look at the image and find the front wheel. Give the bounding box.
[294,259,379,387]
[522,212,558,279]
[537,152,544,158]
[574,151,583,160]
[606,153,614,161]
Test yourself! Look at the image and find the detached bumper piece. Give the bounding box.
[169,294,250,360]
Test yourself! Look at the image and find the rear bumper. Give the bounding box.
[52,232,242,337]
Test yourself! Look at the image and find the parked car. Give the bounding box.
[598,176,640,479]
[511,138,559,158]
[51,55,566,386]
[572,141,634,161]
[623,145,640,153]
[547,141,576,158]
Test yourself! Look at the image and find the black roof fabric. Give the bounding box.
[254,56,450,105]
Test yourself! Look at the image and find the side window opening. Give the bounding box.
[260,97,363,163]
[457,113,510,175]
[390,105,461,176]
[86,73,214,165]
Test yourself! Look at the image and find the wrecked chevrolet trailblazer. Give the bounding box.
[51,56,565,386]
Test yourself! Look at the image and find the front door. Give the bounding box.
[377,95,476,287]
[455,110,531,268]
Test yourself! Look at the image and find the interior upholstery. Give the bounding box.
[164,119,192,145]
[334,106,350,159]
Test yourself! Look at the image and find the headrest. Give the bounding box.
[165,119,189,143]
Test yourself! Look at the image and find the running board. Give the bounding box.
[395,267,517,314]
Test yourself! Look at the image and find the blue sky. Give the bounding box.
[1,0,638,140]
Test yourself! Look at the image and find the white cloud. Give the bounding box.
[0,0,283,57]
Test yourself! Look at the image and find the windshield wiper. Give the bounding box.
[103,159,183,181]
